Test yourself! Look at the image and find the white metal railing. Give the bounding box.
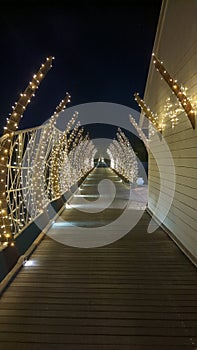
[0,115,96,246]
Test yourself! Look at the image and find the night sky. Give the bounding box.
[0,0,162,137]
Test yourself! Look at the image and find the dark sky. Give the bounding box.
[0,0,162,134]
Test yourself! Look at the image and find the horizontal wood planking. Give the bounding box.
[0,220,197,348]
[0,167,197,349]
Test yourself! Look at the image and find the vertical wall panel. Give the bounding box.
[144,0,197,263]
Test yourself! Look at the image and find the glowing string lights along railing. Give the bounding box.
[0,56,54,247]
[7,125,49,234]
[0,54,97,247]
[152,53,196,129]
[1,110,97,246]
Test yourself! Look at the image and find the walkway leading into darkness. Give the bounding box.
[0,167,197,349]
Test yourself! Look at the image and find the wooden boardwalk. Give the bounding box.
[0,167,197,349]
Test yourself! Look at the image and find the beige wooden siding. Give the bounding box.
[143,0,197,262]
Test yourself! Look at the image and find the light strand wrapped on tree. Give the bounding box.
[59,128,97,193]
[107,128,138,183]
[0,56,54,246]
[0,55,97,246]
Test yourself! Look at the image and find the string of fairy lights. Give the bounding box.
[107,128,138,183]
[152,53,196,130]
[0,57,97,247]
[0,52,196,247]
[129,115,149,148]
[0,56,54,247]
[133,53,196,136]
[1,111,97,246]
[61,135,96,191]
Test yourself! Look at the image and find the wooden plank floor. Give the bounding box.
[0,167,197,349]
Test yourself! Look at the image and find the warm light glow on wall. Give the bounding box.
[134,93,163,133]
[152,53,196,129]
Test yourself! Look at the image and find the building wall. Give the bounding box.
[143,0,197,263]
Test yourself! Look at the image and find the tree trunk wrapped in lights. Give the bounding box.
[129,115,149,148]
[50,112,79,199]
[67,121,81,153]
[66,130,85,185]
[58,123,83,192]
[30,93,71,212]
[0,56,54,247]
[116,128,138,182]
[107,128,138,183]
[60,132,97,193]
